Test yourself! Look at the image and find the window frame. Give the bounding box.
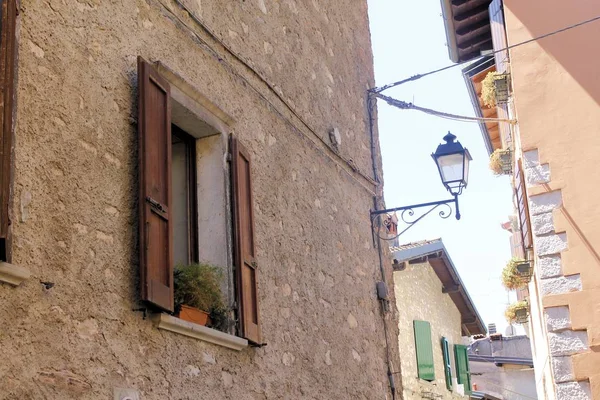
[171,124,199,266]
[137,58,262,345]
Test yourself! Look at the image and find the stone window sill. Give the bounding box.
[0,261,31,286]
[152,313,248,351]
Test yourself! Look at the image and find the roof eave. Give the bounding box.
[440,0,460,63]
[393,240,487,336]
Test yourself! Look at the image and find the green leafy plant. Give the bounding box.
[505,300,529,324]
[174,263,225,314]
[502,258,531,290]
[481,71,500,108]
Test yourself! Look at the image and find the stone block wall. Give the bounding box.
[523,149,590,399]
[0,1,400,399]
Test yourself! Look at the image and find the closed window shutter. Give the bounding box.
[0,0,18,249]
[454,344,472,394]
[413,320,434,381]
[515,160,532,253]
[441,337,452,390]
[231,135,261,344]
[137,57,174,312]
[489,0,508,73]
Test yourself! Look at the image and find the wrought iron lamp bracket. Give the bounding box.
[370,195,460,242]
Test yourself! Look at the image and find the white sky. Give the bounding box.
[368,0,521,335]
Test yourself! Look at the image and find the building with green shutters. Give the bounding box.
[392,239,486,399]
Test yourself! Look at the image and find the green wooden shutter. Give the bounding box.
[441,337,452,390]
[454,344,472,394]
[413,320,434,381]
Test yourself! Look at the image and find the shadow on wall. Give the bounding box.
[538,183,600,269]
[507,0,600,107]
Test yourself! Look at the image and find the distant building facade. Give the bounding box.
[392,239,486,400]
[469,334,537,399]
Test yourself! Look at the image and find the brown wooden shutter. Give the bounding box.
[515,160,533,254]
[138,57,174,312]
[231,136,261,344]
[0,0,18,247]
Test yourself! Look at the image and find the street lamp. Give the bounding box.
[371,132,472,241]
[432,132,472,196]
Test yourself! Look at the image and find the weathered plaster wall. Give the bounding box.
[471,362,537,400]
[0,0,398,399]
[504,1,600,398]
[393,263,466,400]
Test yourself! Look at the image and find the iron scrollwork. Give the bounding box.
[371,195,460,242]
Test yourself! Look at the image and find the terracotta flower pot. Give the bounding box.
[177,305,211,326]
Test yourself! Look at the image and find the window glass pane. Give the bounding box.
[437,153,463,183]
[172,137,189,266]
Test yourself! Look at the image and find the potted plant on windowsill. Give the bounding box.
[505,300,529,324]
[489,149,512,175]
[174,263,228,328]
[501,258,532,290]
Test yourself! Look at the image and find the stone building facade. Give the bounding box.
[0,0,401,399]
[392,239,486,400]
[442,0,600,398]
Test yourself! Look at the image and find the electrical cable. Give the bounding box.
[163,0,379,190]
[373,92,517,124]
[371,14,600,93]
[155,3,397,398]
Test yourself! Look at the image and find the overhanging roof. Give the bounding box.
[392,239,486,336]
[462,57,501,155]
[469,354,534,367]
[471,391,502,400]
[440,0,494,63]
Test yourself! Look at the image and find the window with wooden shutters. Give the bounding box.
[138,57,174,312]
[441,337,453,390]
[414,320,434,381]
[515,160,532,254]
[454,344,472,394]
[231,135,261,344]
[0,0,18,260]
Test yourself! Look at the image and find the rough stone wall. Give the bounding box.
[0,1,399,399]
[393,263,466,400]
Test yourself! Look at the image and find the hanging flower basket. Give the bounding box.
[516,261,533,278]
[494,74,511,104]
[489,149,512,175]
[505,300,529,324]
[481,71,511,107]
[502,258,531,290]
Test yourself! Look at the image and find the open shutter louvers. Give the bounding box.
[414,320,435,381]
[138,57,174,312]
[231,135,261,344]
[441,337,453,391]
[0,0,18,247]
[454,344,472,395]
[515,160,533,254]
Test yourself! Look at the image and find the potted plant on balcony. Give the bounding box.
[174,263,227,328]
[502,258,532,290]
[505,300,529,324]
[489,148,512,175]
[481,71,511,107]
